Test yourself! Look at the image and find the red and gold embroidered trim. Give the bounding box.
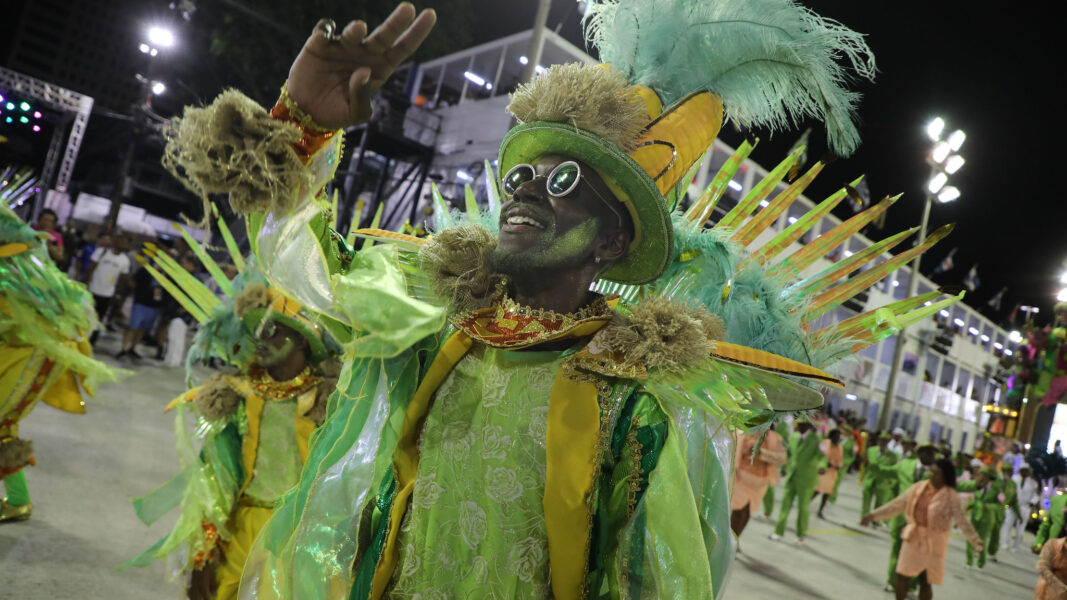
[244,366,319,401]
[450,294,619,350]
[271,82,339,164]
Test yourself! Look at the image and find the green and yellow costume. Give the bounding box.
[0,205,124,520]
[1034,492,1067,551]
[154,1,962,598]
[125,241,341,600]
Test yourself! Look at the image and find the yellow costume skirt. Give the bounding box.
[215,505,273,600]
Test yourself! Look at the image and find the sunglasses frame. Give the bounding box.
[501,160,624,228]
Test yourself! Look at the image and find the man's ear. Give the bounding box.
[596,228,630,263]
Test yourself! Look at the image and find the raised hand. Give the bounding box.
[287,2,437,130]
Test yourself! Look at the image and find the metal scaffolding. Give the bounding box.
[0,66,94,215]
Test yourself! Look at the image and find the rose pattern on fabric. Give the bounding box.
[486,466,524,503]
[388,348,563,599]
[507,537,545,583]
[481,425,512,461]
[458,500,488,549]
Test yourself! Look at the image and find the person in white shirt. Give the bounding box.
[1003,463,1039,551]
[887,427,906,455]
[86,233,131,343]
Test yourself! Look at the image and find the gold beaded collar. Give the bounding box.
[246,366,319,401]
[450,293,619,350]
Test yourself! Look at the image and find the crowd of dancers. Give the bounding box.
[734,412,1063,599]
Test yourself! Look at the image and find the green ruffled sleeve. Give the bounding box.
[590,391,723,599]
[124,404,244,571]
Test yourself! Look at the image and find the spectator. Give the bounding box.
[87,233,132,343]
[117,265,165,359]
[75,231,107,283]
[33,208,64,263]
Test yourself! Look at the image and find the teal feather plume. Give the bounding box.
[583,0,876,156]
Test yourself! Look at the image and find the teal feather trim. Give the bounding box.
[647,216,854,371]
[583,0,876,156]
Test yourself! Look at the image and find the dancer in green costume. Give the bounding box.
[988,461,1021,562]
[965,467,1000,569]
[0,205,125,523]
[156,2,961,597]
[1034,488,1067,552]
[771,421,824,542]
[862,432,900,522]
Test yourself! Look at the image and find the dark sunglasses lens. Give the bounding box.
[547,163,579,196]
[503,165,534,194]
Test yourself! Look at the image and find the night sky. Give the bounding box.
[471,0,1064,325]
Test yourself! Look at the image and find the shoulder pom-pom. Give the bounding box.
[419,225,504,313]
[193,373,242,421]
[601,296,725,373]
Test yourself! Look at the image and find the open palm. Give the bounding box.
[287,2,437,130]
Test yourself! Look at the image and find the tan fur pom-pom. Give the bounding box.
[507,63,648,153]
[194,373,242,421]
[0,438,33,474]
[600,296,725,374]
[233,283,271,318]
[162,89,312,220]
[419,225,504,313]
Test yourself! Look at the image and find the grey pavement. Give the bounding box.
[0,333,1044,599]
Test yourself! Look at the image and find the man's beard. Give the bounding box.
[489,220,598,279]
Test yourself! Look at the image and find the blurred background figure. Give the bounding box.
[32,208,64,263]
[731,425,788,541]
[87,233,131,343]
[813,429,842,519]
[862,459,983,600]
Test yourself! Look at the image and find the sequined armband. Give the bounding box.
[271,82,340,164]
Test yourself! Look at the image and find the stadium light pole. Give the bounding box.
[879,117,965,432]
[109,24,176,228]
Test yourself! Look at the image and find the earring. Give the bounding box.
[594,256,602,264]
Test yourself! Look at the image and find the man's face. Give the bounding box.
[254,320,308,368]
[114,237,130,252]
[97,234,112,249]
[492,154,629,276]
[38,213,56,231]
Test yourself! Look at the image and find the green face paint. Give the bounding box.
[254,335,296,367]
[491,218,600,276]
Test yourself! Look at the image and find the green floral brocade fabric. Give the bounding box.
[387,345,569,599]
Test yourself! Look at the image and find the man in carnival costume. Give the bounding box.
[0,205,124,522]
[124,235,343,600]
[159,2,963,597]
[862,431,900,523]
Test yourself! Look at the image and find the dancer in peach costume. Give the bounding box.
[1036,537,1067,600]
[814,429,844,519]
[862,458,984,600]
[731,427,788,539]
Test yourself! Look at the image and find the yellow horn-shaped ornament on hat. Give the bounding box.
[628,86,725,197]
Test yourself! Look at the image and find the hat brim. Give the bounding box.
[242,308,327,363]
[498,122,673,285]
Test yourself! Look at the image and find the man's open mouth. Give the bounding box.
[501,208,548,233]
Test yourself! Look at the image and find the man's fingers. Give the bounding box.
[340,20,368,47]
[348,67,375,120]
[363,2,416,52]
[388,9,436,65]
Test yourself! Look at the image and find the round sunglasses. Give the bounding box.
[501,161,624,227]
